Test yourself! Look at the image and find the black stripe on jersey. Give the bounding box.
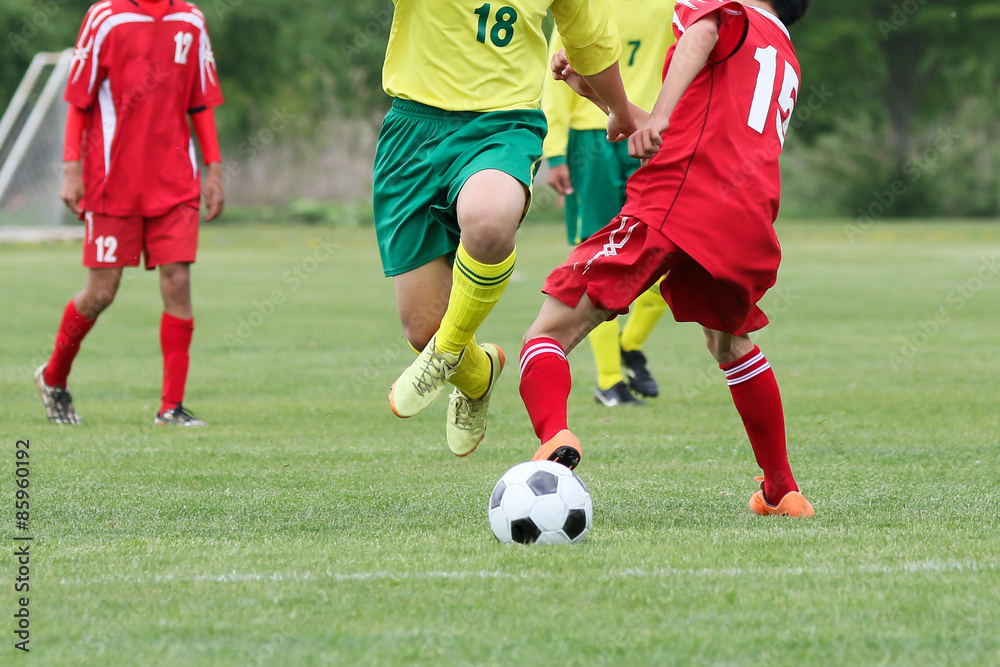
[188,106,208,115]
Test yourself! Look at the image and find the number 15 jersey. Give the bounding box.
[621,0,800,305]
[65,0,223,218]
[382,0,621,112]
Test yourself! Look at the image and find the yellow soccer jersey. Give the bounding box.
[383,0,622,112]
[543,0,677,161]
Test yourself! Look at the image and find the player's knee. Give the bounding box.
[461,216,517,261]
[401,320,436,352]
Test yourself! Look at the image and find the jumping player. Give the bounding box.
[35,0,224,426]
[541,0,676,407]
[376,0,636,457]
[519,0,814,516]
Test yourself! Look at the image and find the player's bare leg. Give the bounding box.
[520,294,613,469]
[155,262,204,427]
[389,170,523,455]
[387,257,458,417]
[36,267,122,424]
[703,328,812,517]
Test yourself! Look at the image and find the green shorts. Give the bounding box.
[563,129,641,245]
[373,99,547,277]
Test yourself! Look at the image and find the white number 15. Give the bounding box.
[747,45,799,146]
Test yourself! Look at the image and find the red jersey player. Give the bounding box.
[518,0,814,516]
[34,0,224,427]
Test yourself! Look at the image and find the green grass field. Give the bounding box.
[2,219,999,666]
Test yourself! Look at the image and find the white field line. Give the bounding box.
[58,559,998,587]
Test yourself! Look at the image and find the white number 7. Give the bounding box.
[747,46,799,146]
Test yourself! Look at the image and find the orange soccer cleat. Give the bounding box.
[532,429,582,470]
[749,477,814,517]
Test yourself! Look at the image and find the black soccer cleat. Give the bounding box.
[35,363,82,425]
[594,381,645,407]
[621,348,659,398]
[155,404,207,427]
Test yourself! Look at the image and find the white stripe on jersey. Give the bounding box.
[97,79,116,176]
[89,13,154,94]
[576,216,642,276]
[164,13,218,94]
[748,6,790,39]
[69,3,113,85]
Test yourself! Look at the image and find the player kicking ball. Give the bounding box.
[35,0,224,426]
[519,0,814,516]
[541,0,677,407]
[375,0,637,457]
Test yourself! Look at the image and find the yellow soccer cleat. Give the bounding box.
[446,343,505,457]
[389,334,462,418]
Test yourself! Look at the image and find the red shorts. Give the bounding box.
[543,215,770,336]
[83,204,200,270]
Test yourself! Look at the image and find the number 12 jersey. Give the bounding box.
[65,0,223,218]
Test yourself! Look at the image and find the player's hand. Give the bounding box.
[628,117,668,160]
[203,162,225,221]
[607,109,637,143]
[547,164,573,195]
[551,50,597,102]
[59,162,85,215]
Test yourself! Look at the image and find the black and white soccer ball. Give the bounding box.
[488,460,592,545]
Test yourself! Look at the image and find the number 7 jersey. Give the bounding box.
[621,1,800,303]
[65,0,223,218]
[382,0,621,112]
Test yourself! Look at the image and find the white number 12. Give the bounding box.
[747,46,799,146]
[174,32,193,65]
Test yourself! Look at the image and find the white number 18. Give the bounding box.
[747,46,799,146]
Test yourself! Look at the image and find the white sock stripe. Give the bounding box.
[726,362,771,386]
[723,351,765,377]
[519,344,566,376]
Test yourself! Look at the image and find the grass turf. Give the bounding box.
[1,220,999,666]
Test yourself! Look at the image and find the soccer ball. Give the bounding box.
[488,460,593,545]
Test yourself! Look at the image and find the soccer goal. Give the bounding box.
[0,49,77,237]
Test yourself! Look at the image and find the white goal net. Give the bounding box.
[0,49,76,236]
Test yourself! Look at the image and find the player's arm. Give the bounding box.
[551,49,651,127]
[190,108,224,221]
[551,0,635,141]
[60,105,86,215]
[629,16,719,160]
[542,32,574,196]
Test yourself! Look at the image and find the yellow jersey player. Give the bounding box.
[542,0,676,407]
[375,0,636,457]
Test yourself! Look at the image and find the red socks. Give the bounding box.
[44,300,96,387]
[519,338,571,443]
[160,313,194,414]
[721,346,798,503]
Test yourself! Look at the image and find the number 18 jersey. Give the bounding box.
[382,0,621,112]
[621,1,800,304]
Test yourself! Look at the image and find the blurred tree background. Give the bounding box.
[2,0,998,217]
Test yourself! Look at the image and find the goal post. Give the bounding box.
[0,49,75,232]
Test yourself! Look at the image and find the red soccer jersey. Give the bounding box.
[65,0,223,218]
[621,0,799,308]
